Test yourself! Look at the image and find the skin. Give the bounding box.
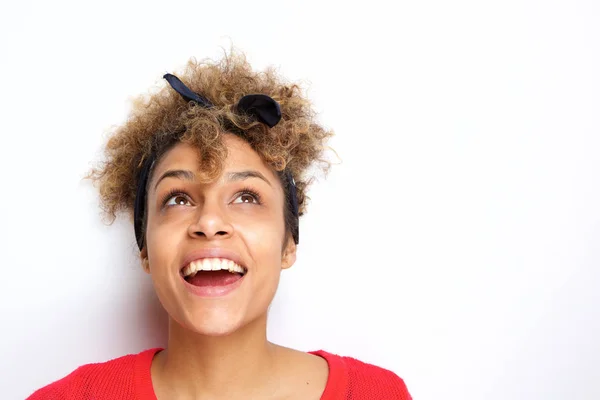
[139,133,328,400]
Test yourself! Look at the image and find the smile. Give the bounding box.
[180,257,247,297]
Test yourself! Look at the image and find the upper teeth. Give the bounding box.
[182,258,245,278]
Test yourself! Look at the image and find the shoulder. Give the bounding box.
[312,350,412,400]
[26,348,160,400]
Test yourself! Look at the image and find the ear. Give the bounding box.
[140,247,150,274]
[281,236,297,270]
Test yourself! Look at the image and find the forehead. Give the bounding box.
[151,134,277,184]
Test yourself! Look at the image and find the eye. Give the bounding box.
[165,194,192,207]
[233,190,261,204]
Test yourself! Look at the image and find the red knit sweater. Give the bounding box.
[27,348,411,399]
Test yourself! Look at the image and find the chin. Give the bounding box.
[176,307,253,337]
[188,319,243,337]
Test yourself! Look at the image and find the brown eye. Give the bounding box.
[240,194,256,203]
[166,195,191,207]
[233,192,259,204]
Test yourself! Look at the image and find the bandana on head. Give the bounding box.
[133,74,299,250]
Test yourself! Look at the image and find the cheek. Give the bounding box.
[144,217,185,323]
[144,213,185,284]
[237,213,286,302]
[236,205,287,246]
[146,208,189,251]
[250,228,285,288]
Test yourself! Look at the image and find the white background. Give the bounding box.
[1,1,599,399]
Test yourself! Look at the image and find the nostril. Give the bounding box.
[191,230,230,238]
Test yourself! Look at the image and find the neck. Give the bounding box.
[153,314,280,399]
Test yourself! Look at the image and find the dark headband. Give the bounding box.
[133,73,299,250]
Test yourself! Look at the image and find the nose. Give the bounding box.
[187,200,233,241]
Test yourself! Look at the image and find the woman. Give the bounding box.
[28,51,411,399]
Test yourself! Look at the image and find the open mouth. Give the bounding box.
[181,258,247,287]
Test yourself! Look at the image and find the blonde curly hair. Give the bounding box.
[87,49,334,244]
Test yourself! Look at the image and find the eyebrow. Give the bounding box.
[227,170,272,187]
[153,169,272,191]
[153,169,195,191]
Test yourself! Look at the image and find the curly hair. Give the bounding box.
[87,49,334,242]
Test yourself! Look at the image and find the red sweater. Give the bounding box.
[27,348,411,399]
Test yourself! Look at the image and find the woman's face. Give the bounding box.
[143,134,296,336]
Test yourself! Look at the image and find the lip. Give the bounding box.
[179,248,248,298]
[182,273,245,298]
